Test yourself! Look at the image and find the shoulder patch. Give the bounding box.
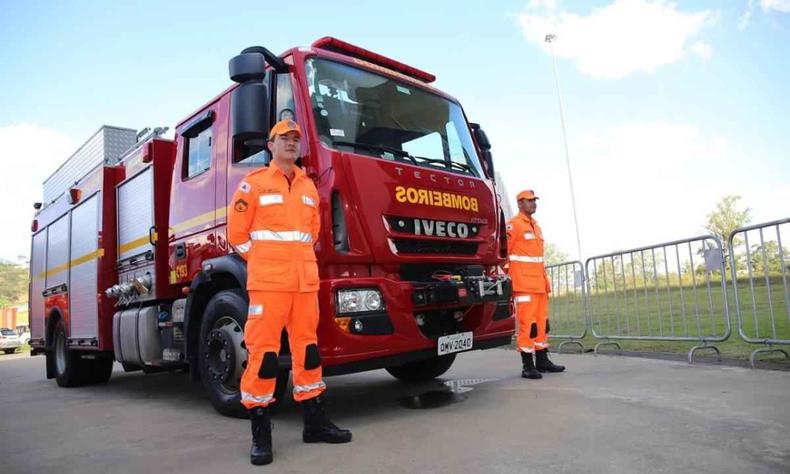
[506,224,513,231]
[234,199,249,212]
[238,181,251,193]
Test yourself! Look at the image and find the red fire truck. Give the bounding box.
[28,37,514,417]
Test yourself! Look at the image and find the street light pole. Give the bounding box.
[545,33,584,263]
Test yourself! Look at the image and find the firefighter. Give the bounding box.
[506,189,566,379]
[228,119,352,466]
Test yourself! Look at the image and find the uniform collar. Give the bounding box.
[266,160,305,181]
[517,212,536,225]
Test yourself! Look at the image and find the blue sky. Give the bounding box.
[1,0,788,262]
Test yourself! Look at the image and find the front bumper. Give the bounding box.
[318,273,514,368]
[0,340,22,350]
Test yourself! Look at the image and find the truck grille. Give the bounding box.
[392,239,478,255]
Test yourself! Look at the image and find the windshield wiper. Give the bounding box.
[332,140,417,164]
[411,155,475,174]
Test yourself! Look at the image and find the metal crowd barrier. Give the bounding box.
[585,235,731,363]
[546,260,587,352]
[728,217,790,367]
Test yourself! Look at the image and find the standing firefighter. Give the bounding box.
[506,189,566,379]
[228,119,352,466]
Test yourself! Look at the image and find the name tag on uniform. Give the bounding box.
[524,232,535,240]
[259,194,284,206]
[302,195,316,207]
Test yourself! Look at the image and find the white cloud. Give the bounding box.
[0,124,76,261]
[494,120,783,259]
[690,41,712,60]
[761,0,790,13]
[515,0,716,79]
[740,0,790,31]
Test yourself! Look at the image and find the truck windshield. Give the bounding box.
[306,58,484,177]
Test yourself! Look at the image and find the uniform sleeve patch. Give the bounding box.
[506,224,513,231]
[234,199,249,212]
[239,181,251,193]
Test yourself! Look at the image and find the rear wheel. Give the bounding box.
[52,319,85,387]
[198,289,289,418]
[3,349,16,354]
[386,354,456,382]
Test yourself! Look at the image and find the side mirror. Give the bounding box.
[470,123,494,182]
[229,49,271,144]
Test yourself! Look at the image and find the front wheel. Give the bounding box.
[3,348,16,354]
[198,289,289,418]
[386,354,456,382]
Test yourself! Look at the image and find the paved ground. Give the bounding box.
[1,349,789,474]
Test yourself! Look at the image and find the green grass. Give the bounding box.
[546,277,790,362]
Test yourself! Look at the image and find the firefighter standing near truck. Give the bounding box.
[228,119,352,466]
[506,189,566,379]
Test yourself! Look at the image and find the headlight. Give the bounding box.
[337,289,385,314]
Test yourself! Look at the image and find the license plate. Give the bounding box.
[437,331,473,356]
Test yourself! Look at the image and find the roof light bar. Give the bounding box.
[311,36,436,83]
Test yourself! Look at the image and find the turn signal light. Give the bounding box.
[334,317,351,333]
[31,219,38,232]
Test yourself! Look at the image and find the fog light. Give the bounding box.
[353,320,364,332]
[415,314,426,327]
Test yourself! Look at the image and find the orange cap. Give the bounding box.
[269,119,302,140]
[516,189,539,201]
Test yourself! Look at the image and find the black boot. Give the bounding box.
[301,397,352,444]
[535,349,565,373]
[521,352,542,379]
[249,406,273,465]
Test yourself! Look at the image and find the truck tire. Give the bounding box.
[386,354,457,382]
[3,349,16,354]
[198,289,290,418]
[83,356,114,384]
[199,289,249,418]
[52,319,85,387]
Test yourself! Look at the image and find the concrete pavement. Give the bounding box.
[1,349,788,473]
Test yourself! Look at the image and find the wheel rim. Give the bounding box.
[204,315,246,394]
[55,330,67,375]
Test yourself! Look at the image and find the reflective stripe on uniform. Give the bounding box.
[520,346,535,353]
[293,380,326,394]
[234,240,252,253]
[509,255,544,263]
[259,194,284,206]
[514,295,532,303]
[241,391,274,404]
[302,195,316,207]
[535,342,549,349]
[248,305,263,316]
[524,232,535,240]
[250,230,312,243]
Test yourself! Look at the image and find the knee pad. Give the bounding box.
[304,343,321,370]
[530,323,538,338]
[545,320,550,334]
[258,351,279,379]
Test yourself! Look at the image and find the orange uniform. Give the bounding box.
[228,161,325,408]
[506,212,552,354]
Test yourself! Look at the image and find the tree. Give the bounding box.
[748,241,789,276]
[704,195,751,272]
[545,243,570,266]
[0,260,29,307]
